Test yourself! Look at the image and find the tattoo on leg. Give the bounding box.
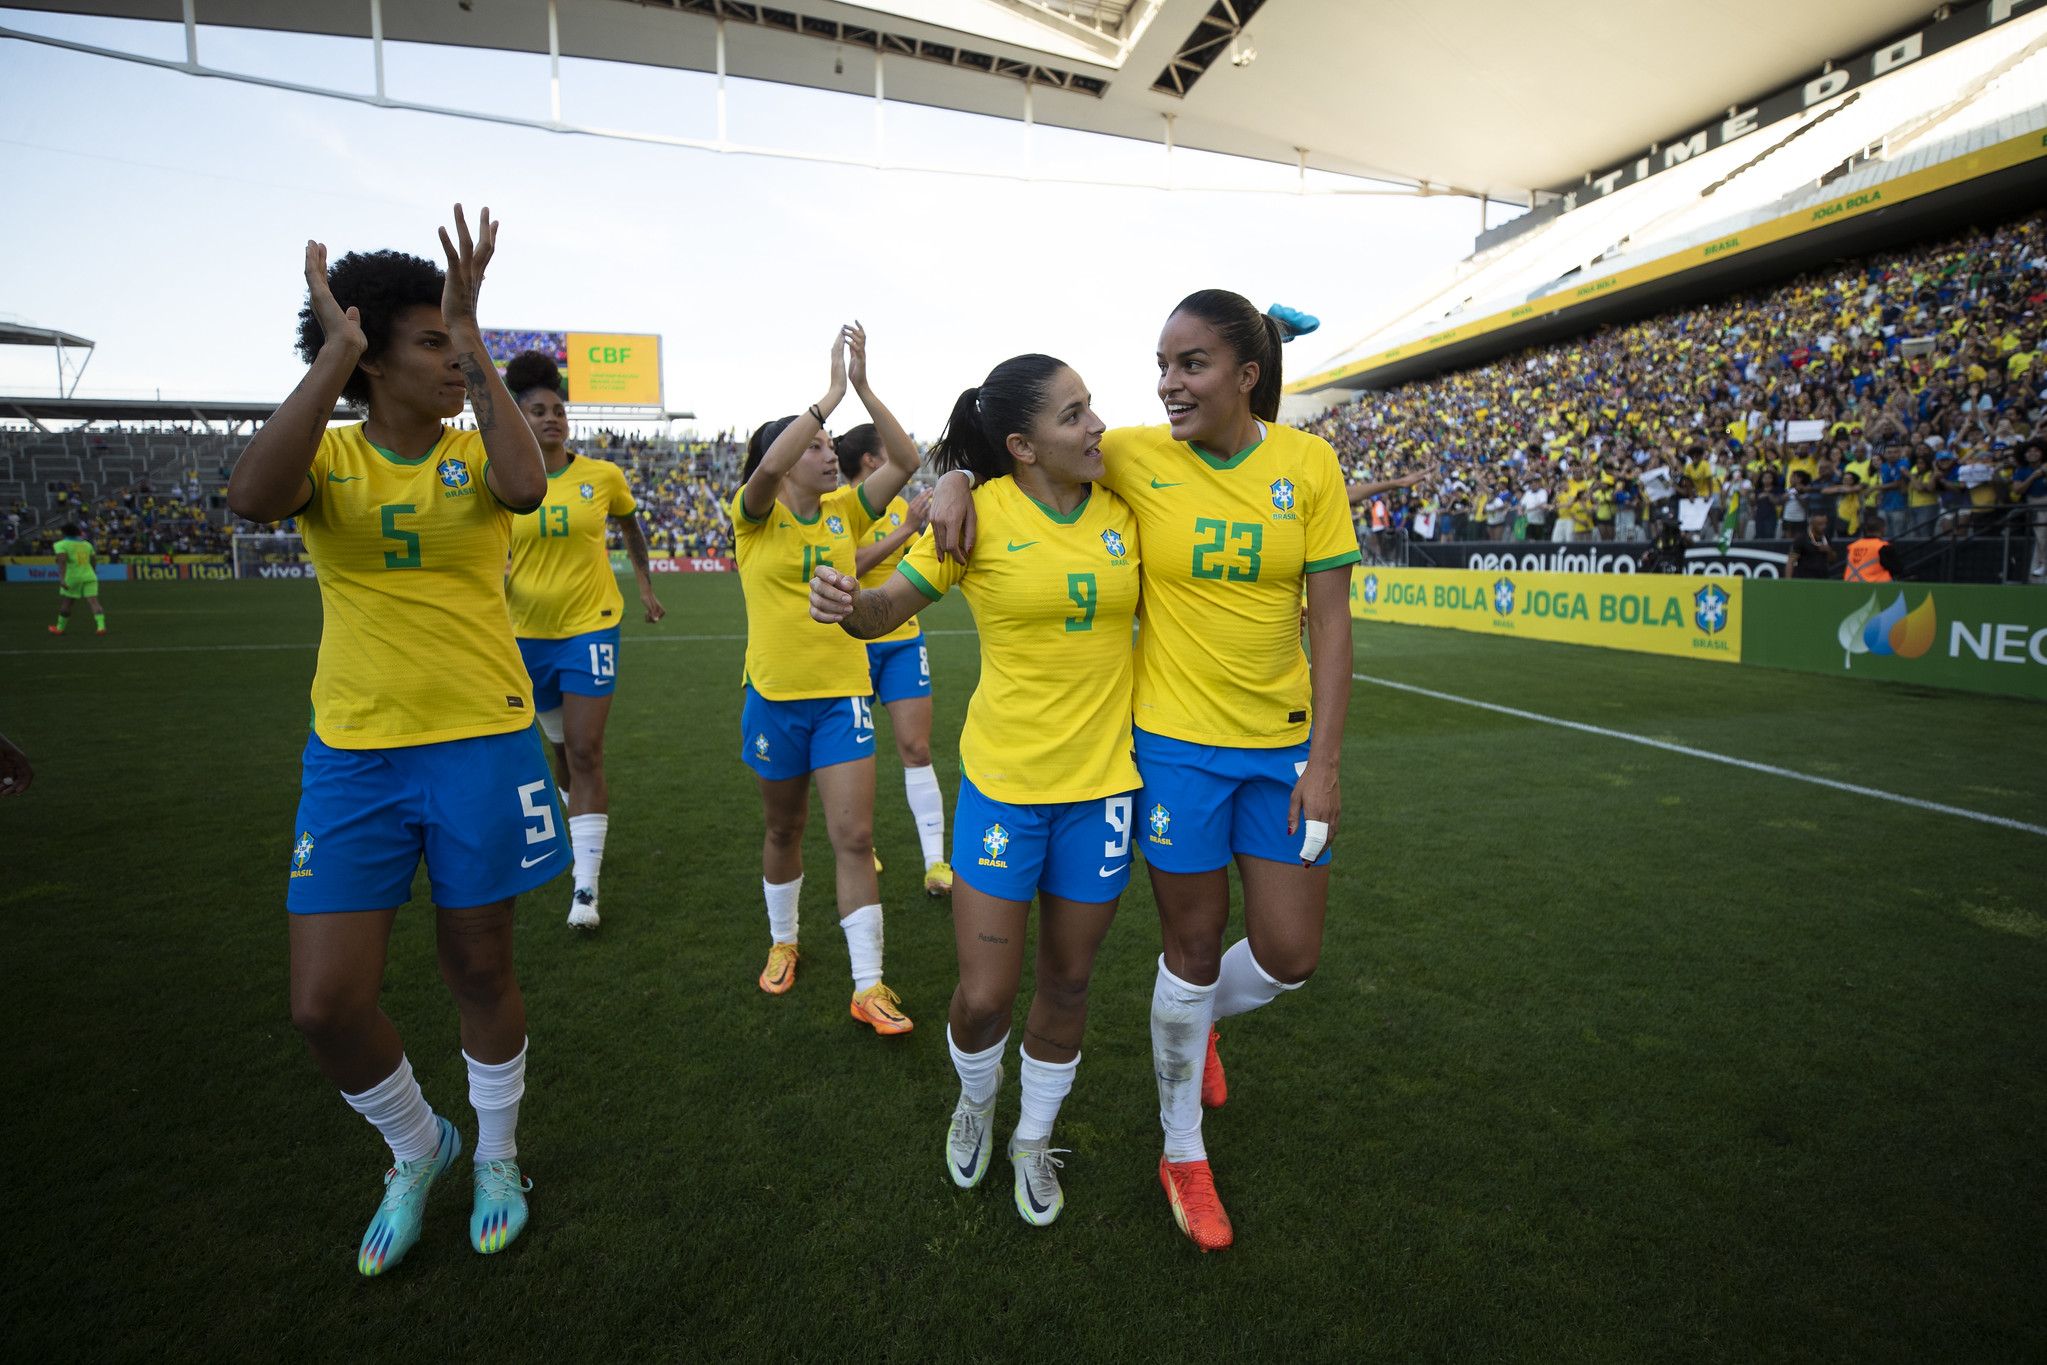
[977,932,1009,944]
[1025,1025,1077,1051]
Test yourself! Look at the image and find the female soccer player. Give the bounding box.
[227,209,555,1276]
[732,323,920,1034]
[46,521,106,635]
[810,355,1137,1226]
[837,425,951,895]
[926,290,1358,1252]
[503,350,666,930]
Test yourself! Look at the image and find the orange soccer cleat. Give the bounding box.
[849,982,914,1035]
[1159,1155,1234,1252]
[1201,1027,1227,1109]
[758,941,800,995]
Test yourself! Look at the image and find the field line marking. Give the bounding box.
[0,628,981,659]
[1353,672,2047,839]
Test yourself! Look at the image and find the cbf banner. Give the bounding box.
[1351,567,1743,663]
[1743,580,2047,702]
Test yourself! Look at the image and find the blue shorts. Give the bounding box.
[953,776,1138,903]
[518,626,620,712]
[287,727,566,913]
[866,635,931,705]
[1133,727,1331,874]
[741,685,875,779]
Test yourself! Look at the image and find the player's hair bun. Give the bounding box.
[505,350,566,399]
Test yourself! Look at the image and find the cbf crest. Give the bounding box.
[437,457,471,489]
[1693,583,1729,635]
[982,823,1010,860]
[1493,578,1516,616]
[754,733,770,760]
[1269,477,1296,512]
[1100,529,1127,558]
[290,831,315,879]
[578,482,595,502]
[1147,804,1171,840]
[1361,573,1379,605]
[826,515,845,536]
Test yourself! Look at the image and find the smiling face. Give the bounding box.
[518,386,569,452]
[783,426,840,497]
[1156,310,1258,447]
[356,302,467,421]
[1007,365,1106,488]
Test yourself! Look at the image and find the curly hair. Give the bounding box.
[504,349,566,401]
[295,249,444,409]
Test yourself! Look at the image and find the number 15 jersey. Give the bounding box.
[296,424,536,751]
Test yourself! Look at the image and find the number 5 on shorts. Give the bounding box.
[518,780,557,845]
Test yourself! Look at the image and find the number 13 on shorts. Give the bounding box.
[586,642,616,678]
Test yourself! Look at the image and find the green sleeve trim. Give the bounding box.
[895,560,944,602]
[856,481,882,523]
[483,462,544,515]
[1304,549,1362,573]
[733,492,770,526]
[284,472,316,521]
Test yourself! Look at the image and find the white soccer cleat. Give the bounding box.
[945,1066,1001,1189]
[1008,1134,1067,1226]
[567,887,599,929]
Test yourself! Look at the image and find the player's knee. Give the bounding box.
[289,984,374,1045]
[829,823,874,857]
[564,733,603,774]
[1260,946,1319,986]
[1035,964,1091,1006]
[763,814,805,849]
[439,953,517,1007]
[897,739,931,768]
[955,980,1013,1032]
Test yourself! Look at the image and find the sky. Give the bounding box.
[0,7,1502,437]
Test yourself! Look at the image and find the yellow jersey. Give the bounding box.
[898,477,1140,803]
[857,493,924,645]
[731,481,879,700]
[295,424,536,750]
[1098,423,1358,748]
[507,455,637,639]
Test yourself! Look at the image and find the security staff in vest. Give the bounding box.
[1844,523,1906,583]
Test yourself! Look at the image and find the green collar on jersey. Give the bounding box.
[365,427,447,467]
[1187,436,1264,471]
[546,455,579,480]
[1022,485,1092,525]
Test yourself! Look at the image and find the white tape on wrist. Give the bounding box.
[1298,819,1329,864]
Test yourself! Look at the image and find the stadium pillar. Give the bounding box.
[547,0,561,124]
[715,18,728,148]
[874,47,885,166]
[1163,113,1175,190]
[1024,81,1034,176]
[181,0,196,68]
[369,0,385,102]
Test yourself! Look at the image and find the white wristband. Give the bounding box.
[1298,820,1329,864]
[944,467,976,489]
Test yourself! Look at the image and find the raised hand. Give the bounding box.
[809,566,859,624]
[304,240,366,358]
[845,321,869,394]
[438,203,497,331]
[904,488,931,532]
[827,328,849,406]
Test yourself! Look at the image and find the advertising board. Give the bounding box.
[1743,580,2047,701]
[482,329,663,407]
[1351,567,1742,663]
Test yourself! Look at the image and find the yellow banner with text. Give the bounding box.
[566,333,662,406]
[1350,567,1743,663]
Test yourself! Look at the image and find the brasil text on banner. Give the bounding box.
[1351,567,1743,663]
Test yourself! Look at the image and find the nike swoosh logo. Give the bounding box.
[1025,1181,1053,1215]
[327,473,362,483]
[1150,478,1183,488]
[520,851,556,868]
[1006,541,1038,551]
[957,1135,982,1179]
[1098,865,1126,878]
[857,734,873,742]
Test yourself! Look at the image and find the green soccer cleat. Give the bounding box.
[470,1159,533,1254]
[357,1115,461,1277]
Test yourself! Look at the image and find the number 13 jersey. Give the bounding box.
[296,423,536,750]
[506,454,637,639]
[1099,423,1359,749]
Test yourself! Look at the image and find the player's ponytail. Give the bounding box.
[741,415,798,484]
[834,423,882,481]
[930,353,1068,483]
[1170,288,1285,422]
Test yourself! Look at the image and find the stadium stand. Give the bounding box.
[1312,207,2047,583]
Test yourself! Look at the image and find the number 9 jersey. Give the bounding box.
[295,423,539,750]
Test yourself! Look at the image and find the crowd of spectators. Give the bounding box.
[585,431,745,558]
[1311,209,2047,581]
[13,474,232,558]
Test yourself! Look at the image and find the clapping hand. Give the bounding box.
[304,240,366,359]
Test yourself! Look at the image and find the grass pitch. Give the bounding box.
[3,575,2043,1362]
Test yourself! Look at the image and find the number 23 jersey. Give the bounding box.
[296,423,536,750]
[1099,422,1358,748]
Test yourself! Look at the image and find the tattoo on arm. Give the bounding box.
[621,516,653,578]
[457,352,496,429]
[845,589,900,640]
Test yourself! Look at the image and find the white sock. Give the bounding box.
[841,903,883,992]
[1151,956,1217,1163]
[1213,938,1303,1020]
[904,764,946,869]
[1015,1050,1079,1145]
[948,1025,1007,1108]
[465,1041,527,1163]
[569,813,608,893]
[341,1055,441,1164]
[764,875,801,945]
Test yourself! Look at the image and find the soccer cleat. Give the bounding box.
[945,1066,1001,1189]
[758,941,800,995]
[46,625,62,635]
[850,982,914,1035]
[923,861,954,897]
[356,1115,461,1276]
[1202,1027,1227,1109]
[94,628,106,636]
[470,1159,532,1254]
[1159,1155,1233,1252]
[1009,1134,1067,1226]
[566,887,599,929]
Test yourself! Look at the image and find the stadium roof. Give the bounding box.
[5,0,1944,195]
[0,322,94,349]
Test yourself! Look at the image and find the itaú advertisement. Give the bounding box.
[1351,567,1742,663]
